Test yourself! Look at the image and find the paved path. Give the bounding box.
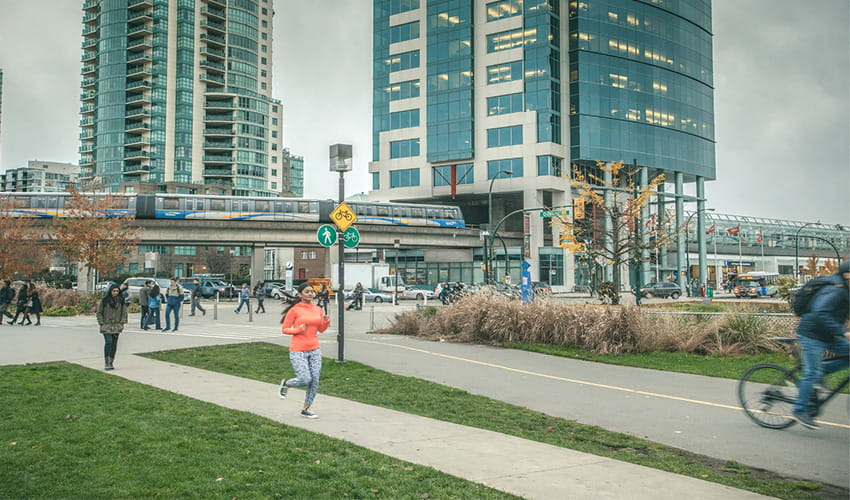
[2,300,845,496]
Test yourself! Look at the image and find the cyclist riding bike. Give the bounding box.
[792,259,850,429]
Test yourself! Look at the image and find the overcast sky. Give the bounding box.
[0,0,847,225]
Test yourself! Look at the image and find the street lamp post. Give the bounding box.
[685,208,714,296]
[487,170,512,283]
[393,239,400,305]
[794,221,820,280]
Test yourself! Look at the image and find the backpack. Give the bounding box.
[791,276,831,316]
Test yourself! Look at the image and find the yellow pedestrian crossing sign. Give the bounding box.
[330,201,357,231]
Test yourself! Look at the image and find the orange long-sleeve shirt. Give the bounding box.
[281,301,330,351]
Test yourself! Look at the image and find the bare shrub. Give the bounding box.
[38,287,99,314]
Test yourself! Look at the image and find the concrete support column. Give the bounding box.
[250,244,265,287]
[696,177,708,292]
[657,183,667,283]
[552,189,574,290]
[523,189,544,281]
[674,172,685,294]
[602,168,613,282]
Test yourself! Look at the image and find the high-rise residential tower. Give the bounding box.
[79,0,287,196]
[369,0,715,287]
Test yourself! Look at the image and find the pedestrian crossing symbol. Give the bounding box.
[317,224,337,247]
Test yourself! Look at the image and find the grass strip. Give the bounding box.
[0,362,517,500]
[142,342,848,500]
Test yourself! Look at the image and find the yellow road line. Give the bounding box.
[352,338,850,430]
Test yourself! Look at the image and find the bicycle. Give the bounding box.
[737,337,849,429]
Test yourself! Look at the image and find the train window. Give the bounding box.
[111,197,129,209]
[377,205,389,217]
[9,196,28,208]
[210,199,226,211]
[298,202,310,213]
[162,197,179,210]
[35,197,47,209]
[443,209,456,219]
[280,201,294,212]
[46,196,59,209]
[255,201,269,212]
[396,206,412,218]
[411,207,424,218]
[426,208,441,219]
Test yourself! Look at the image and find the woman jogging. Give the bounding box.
[278,282,330,419]
[96,284,128,370]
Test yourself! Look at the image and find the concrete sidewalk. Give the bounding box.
[72,354,770,500]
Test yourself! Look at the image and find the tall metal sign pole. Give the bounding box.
[329,144,353,362]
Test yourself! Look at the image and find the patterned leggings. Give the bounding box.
[287,349,322,406]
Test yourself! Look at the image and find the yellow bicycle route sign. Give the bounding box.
[330,201,357,231]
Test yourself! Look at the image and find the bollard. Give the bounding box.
[248,300,253,322]
[213,291,218,320]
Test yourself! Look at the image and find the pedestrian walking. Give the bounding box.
[8,283,28,325]
[254,282,266,313]
[234,283,251,313]
[138,280,152,328]
[189,279,206,316]
[16,282,35,325]
[0,280,15,323]
[791,260,850,429]
[163,277,184,332]
[96,284,128,371]
[278,282,330,419]
[439,283,450,305]
[316,283,330,315]
[24,283,42,326]
[143,283,162,330]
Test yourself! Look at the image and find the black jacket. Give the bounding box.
[796,274,850,343]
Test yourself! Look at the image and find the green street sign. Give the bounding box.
[317,224,337,247]
[343,226,361,248]
[539,210,569,217]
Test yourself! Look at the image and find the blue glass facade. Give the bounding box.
[94,0,128,190]
[425,0,473,163]
[523,0,562,144]
[569,0,716,179]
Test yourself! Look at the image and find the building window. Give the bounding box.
[389,21,420,44]
[487,0,522,21]
[537,155,563,176]
[390,138,420,158]
[487,28,523,53]
[487,158,523,179]
[390,168,420,188]
[372,172,380,190]
[388,108,420,130]
[433,163,473,187]
[487,125,523,147]
[173,245,197,256]
[487,61,523,84]
[386,50,420,73]
[487,93,523,115]
[386,79,420,101]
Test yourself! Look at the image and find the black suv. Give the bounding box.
[639,282,681,299]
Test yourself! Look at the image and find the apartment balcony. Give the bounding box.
[82,25,99,37]
[205,0,227,9]
[128,12,152,24]
[203,140,235,150]
[126,51,151,64]
[82,38,97,49]
[126,64,151,77]
[79,142,95,154]
[81,77,96,89]
[79,155,95,167]
[123,149,150,159]
[200,73,225,85]
[80,103,95,114]
[128,0,153,10]
[201,19,226,34]
[126,79,151,90]
[81,90,97,102]
[204,112,233,123]
[125,92,151,104]
[127,23,152,37]
[82,50,98,63]
[200,59,225,73]
[82,12,99,24]
[127,38,152,51]
[81,63,97,75]
[80,130,95,140]
[83,0,99,11]
[125,106,150,119]
[80,117,95,128]
[203,154,234,164]
[124,134,148,147]
[204,127,234,136]
[200,33,225,47]
[125,121,150,133]
[123,161,151,175]
[203,168,235,178]
[200,6,226,20]
[204,99,233,109]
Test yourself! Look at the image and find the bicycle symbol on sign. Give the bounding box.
[334,211,353,221]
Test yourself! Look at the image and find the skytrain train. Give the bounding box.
[0,192,466,228]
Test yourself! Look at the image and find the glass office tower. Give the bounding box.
[369,0,715,287]
[79,0,287,196]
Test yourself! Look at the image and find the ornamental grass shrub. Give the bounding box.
[384,296,796,356]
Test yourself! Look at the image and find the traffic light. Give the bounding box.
[573,198,585,220]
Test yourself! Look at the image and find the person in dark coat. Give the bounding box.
[8,283,28,325]
[0,280,15,322]
[26,283,43,326]
[792,260,850,429]
[96,284,129,370]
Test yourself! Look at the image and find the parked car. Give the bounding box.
[122,277,170,302]
[94,281,116,292]
[404,284,437,300]
[178,278,234,299]
[345,287,394,303]
[639,281,681,299]
[260,282,285,296]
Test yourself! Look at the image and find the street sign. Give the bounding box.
[539,210,570,217]
[343,226,361,248]
[330,201,357,231]
[317,224,337,247]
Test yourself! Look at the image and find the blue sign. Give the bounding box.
[520,260,533,304]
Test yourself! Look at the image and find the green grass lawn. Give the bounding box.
[142,342,847,500]
[0,362,516,500]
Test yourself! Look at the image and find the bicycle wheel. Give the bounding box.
[738,363,798,429]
